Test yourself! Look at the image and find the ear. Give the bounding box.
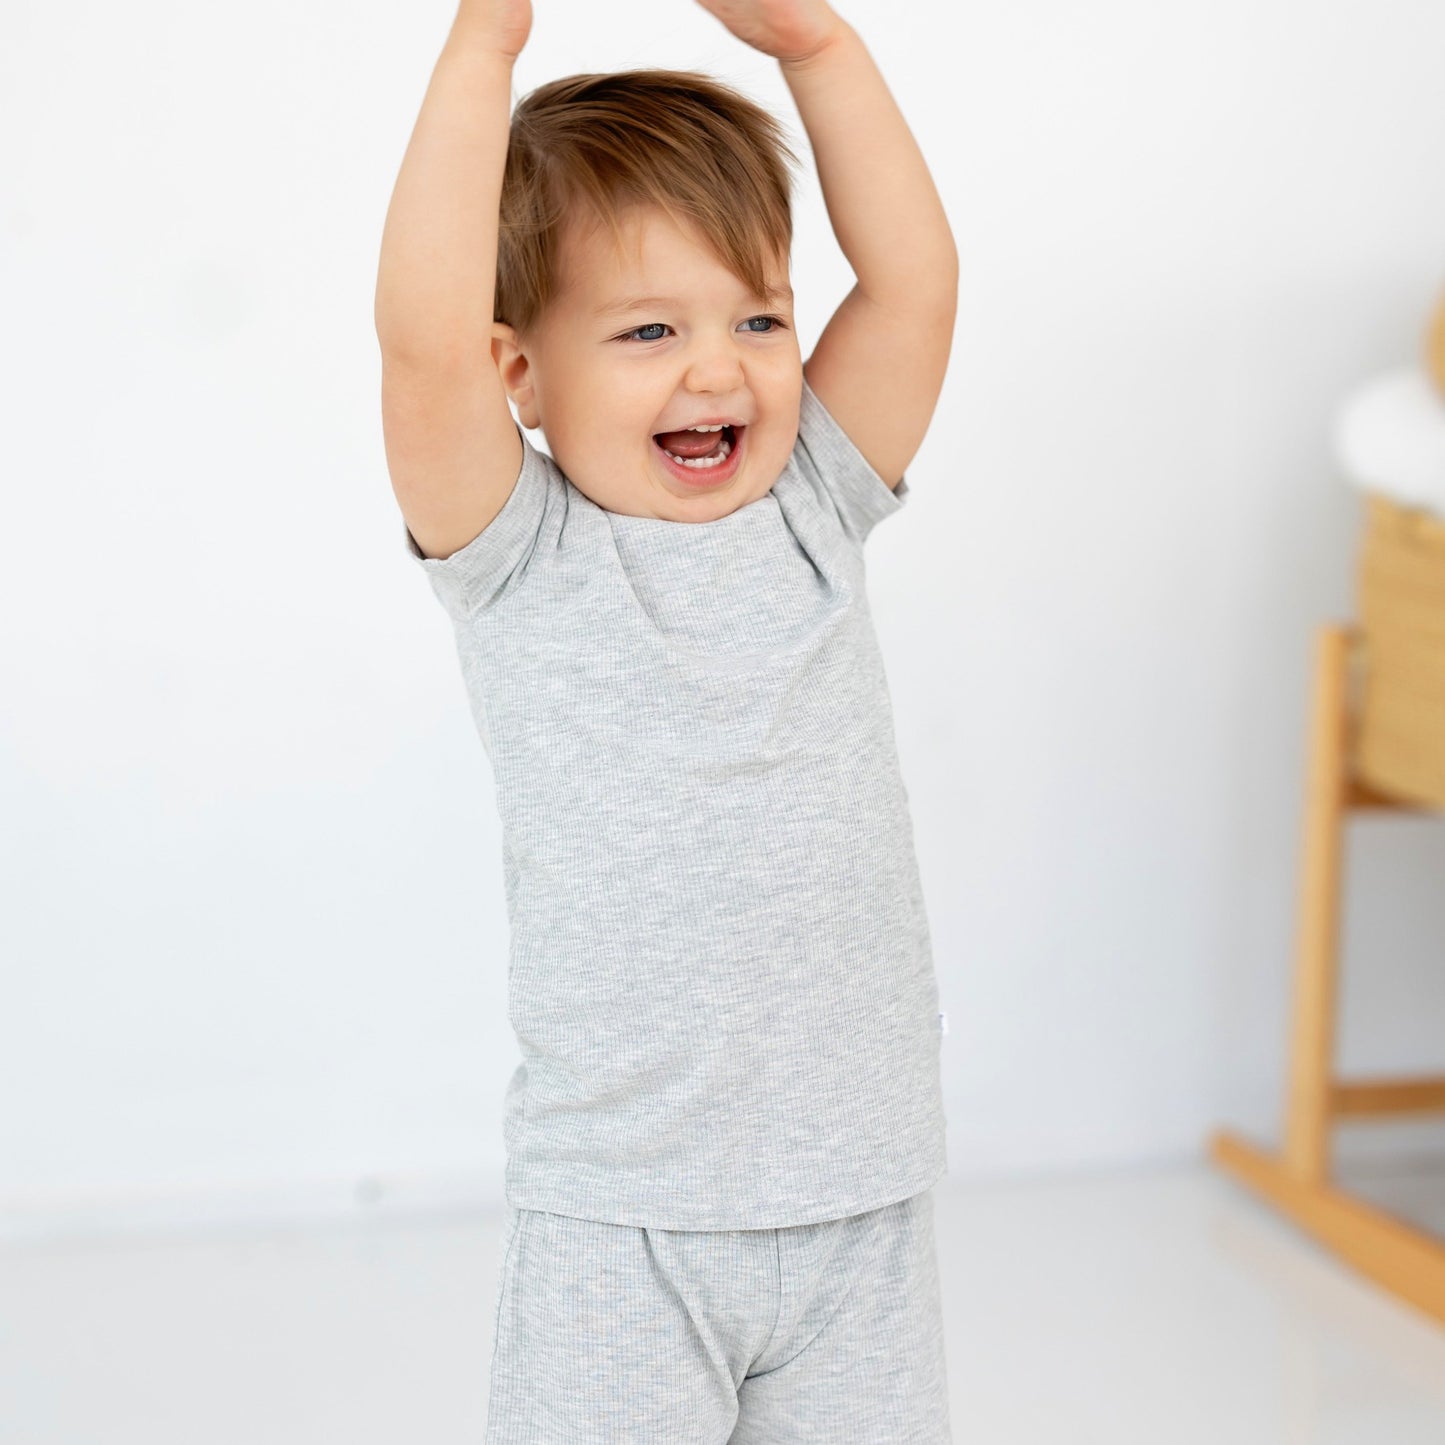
[492,322,540,430]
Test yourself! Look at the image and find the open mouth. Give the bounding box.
[652,424,745,485]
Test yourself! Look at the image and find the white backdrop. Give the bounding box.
[4,0,1444,1237]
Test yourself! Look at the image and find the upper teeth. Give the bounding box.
[687,424,725,432]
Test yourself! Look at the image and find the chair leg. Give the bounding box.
[1281,625,1351,1185]
[1210,622,1445,1329]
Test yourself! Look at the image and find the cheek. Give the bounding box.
[750,415,798,479]
[553,366,631,448]
[756,346,803,399]
[611,377,670,446]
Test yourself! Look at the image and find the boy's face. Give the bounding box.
[494,205,802,522]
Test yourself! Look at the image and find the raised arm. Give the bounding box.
[696,1,958,488]
[373,1,530,560]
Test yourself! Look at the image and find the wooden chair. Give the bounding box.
[1209,621,1445,1327]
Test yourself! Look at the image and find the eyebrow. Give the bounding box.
[594,287,794,318]
[594,295,680,317]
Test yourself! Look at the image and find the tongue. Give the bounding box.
[656,428,724,459]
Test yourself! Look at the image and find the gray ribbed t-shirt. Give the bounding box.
[405,379,947,1230]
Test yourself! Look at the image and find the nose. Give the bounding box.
[682,333,746,395]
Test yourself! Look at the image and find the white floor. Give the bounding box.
[2,1160,1444,1444]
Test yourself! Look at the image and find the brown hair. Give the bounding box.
[496,69,797,335]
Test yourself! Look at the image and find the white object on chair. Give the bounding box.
[1332,365,1445,519]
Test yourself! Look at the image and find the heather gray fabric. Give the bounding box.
[406,378,947,1230]
[484,1185,951,1443]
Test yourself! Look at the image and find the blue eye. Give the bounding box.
[741,316,778,333]
[626,323,670,342]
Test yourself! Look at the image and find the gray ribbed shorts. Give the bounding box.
[483,1185,951,1443]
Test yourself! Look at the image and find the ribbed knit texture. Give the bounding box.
[407,379,947,1230]
[484,1188,951,1442]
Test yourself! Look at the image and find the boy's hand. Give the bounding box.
[720,5,957,491]
[692,0,845,65]
[453,0,532,58]
[376,0,530,561]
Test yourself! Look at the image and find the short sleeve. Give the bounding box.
[403,427,565,622]
[791,378,910,546]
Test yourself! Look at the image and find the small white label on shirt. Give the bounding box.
[938,1010,949,1035]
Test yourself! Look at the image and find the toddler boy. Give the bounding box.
[375,0,957,1438]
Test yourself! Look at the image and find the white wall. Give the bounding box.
[4,0,1444,1237]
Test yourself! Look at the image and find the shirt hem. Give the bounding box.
[502,1143,948,1232]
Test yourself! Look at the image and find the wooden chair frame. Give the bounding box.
[1210,622,1445,1328]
